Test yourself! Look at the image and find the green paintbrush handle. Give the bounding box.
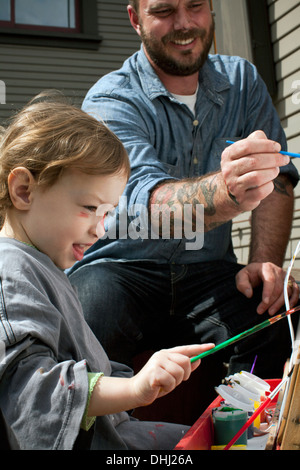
[190,321,268,363]
[190,305,300,363]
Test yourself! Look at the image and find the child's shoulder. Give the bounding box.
[0,238,50,278]
[0,238,35,262]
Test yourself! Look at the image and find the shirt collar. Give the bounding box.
[136,45,230,105]
[137,45,171,100]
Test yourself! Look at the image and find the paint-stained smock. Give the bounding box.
[0,239,188,449]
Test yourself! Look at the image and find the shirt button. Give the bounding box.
[193,158,198,164]
[193,119,199,126]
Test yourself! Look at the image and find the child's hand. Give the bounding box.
[130,343,215,407]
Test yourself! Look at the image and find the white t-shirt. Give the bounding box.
[171,85,198,115]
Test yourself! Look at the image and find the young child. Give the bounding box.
[0,91,214,450]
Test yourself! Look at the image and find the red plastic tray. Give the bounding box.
[175,379,280,450]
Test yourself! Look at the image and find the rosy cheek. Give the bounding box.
[78,212,89,219]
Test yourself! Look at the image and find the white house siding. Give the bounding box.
[0,0,141,122]
[232,0,300,270]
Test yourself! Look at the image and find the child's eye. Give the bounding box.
[96,204,116,218]
[84,206,97,213]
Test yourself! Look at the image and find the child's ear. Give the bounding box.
[8,167,36,210]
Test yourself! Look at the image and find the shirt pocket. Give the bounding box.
[160,161,182,179]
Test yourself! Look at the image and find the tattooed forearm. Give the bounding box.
[149,172,231,235]
[199,176,218,216]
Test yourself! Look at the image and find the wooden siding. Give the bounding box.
[0,0,299,267]
[232,0,300,269]
[212,0,253,62]
[0,0,141,121]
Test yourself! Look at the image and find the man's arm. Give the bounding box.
[149,171,240,235]
[249,174,294,267]
[149,132,290,235]
[235,174,299,315]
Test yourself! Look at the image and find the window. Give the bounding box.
[0,0,9,21]
[0,0,79,31]
[0,0,101,50]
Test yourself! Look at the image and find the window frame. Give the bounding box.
[0,0,80,33]
[0,0,101,50]
[246,0,277,97]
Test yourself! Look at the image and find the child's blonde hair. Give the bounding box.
[0,90,130,224]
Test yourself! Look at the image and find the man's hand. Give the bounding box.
[221,131,290,212]
[236,262,299,316]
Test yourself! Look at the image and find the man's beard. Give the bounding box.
[140,21,215,76]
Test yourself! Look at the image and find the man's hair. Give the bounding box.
[0,90,130,221]
[128,0,211,13]
[128,1,139,12]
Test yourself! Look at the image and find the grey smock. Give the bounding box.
[0,239,188,450]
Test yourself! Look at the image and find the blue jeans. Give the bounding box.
[69,260,292,379]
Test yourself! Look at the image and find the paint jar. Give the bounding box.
[212,406,248,446]
[215,384,255,413]
[228,371,270,396]
[215,384,255,439]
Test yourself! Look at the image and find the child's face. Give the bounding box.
[25,168,127,269]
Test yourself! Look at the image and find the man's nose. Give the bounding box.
[173,8,192,30]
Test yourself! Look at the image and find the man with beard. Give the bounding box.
[68,0,299,406]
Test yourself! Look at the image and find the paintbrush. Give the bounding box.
[190,305,300,364]
[226,140,300,159]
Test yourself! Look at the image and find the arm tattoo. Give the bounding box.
[150,174,224,234]
[273,176,291,197]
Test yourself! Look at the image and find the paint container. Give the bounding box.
[212,406,248,446]
[230,381,261,402]
[223,371,270,430]
[211,444,247,450]
[227,371,270,396]
[215,384,255,412]
[215,384,255,439]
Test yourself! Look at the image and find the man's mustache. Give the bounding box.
[162,28,208,44]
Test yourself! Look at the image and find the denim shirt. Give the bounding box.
[72,46,299,270]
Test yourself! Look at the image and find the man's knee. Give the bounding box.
[69,264,118,300]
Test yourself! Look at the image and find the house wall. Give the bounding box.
[228,0,300,269]
[0,0,299,267]
[212,0,253,62]
[268,0,300,268]
[0,0,141,121]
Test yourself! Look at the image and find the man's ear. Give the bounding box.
[8,167,36,210]
[127,5,142,36]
